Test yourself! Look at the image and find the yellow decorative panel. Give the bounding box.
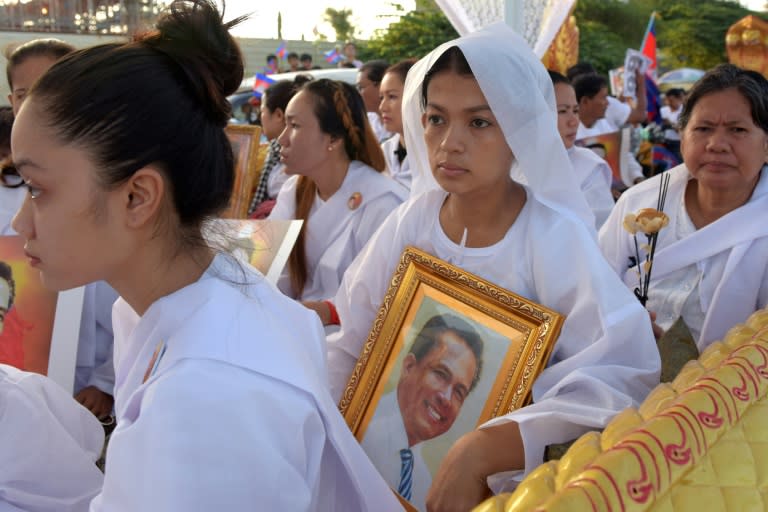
[473,307,768,511]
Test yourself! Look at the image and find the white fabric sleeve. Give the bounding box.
[86,342,115,395]
[580,161,615,230]
[327,202,410,402]
[93,360,326,512]
[481,218,660,478]
[352,194,403,254]
[621,153,645,186]
[0,368,103,512]
[267,175,299,221]
[606,96,631,129]
[598,191,634,277]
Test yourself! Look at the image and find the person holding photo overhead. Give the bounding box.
[10,1,401,510]
[326,23,659,511]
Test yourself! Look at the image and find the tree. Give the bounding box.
[575,0,755,74]
[653,0,751,70]
[324,7,355,42]
[364,1,458,63]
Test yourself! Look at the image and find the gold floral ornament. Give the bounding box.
[622,174,671,306]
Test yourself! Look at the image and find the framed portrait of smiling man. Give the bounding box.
[340,246,564,511]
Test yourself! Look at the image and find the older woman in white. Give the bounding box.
[600,64,768,352]
[326,24,659,511]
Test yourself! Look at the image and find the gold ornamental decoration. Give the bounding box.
[726,15,768,79]
[541,14,579,75]
[472,307,768,512]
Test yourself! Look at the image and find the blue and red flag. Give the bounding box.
[640,12,657,73]
[275,41,287,59]
[324,48,341,64]
[252,73,276,99]
[645,75,663,124]
[653,145,681,173]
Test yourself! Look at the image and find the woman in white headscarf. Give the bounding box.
[326,23,659,511]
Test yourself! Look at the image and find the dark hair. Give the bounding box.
[679,64,768,133]
[384,58,417,84]
[287,79,386,296]
[0,261,15,309]
[0,106,13,152]
[287,51,298,60]
[263,74,312,113]
[266,54,277,63]
[409,314,483,393]
[573,73,607,102]
[27,0,245,236]
[548,69,570,86]
[665,88,685,99]
[359,59,389,85]
[566,62,596,82]
[421,46,473,109]
[5,38,75,89]
[299,53,312,62]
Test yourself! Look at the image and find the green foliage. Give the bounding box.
[575,0,756,74]
[324,7,355,42]
[655,0,751,70]
[364,2,458,63]
[574,0,653,74]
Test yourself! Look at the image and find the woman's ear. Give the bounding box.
[274,107,284,122]
[121,166,166,229]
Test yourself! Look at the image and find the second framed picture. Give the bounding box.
[340,246,564,511]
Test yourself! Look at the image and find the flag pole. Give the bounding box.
[640,11,656,52]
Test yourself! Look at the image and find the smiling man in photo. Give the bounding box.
[362,314,483,510]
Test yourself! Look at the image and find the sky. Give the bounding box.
[221,0,416,40]
[220,0,766,41]
[741,0,766,11]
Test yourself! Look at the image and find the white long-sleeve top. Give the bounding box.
[599,164,768,352]
[327,188,660,483]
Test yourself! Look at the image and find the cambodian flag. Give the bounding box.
[324,48,341,64]
[640,12,657,72]
[275,41,287,59]
[252,73,276,99]
[653,145,680,173]
[645,75,663,124]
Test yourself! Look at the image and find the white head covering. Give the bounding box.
[402,22,596,232]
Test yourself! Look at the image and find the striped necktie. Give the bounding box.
[398,448,414,501]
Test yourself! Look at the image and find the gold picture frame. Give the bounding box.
[223,124,266,219]
[340,246,564,511]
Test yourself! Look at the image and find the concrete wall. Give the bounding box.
[0,30,340,103]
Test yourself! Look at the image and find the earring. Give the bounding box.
[328,145,334,151]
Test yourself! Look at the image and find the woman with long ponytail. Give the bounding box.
[269,78,406,305]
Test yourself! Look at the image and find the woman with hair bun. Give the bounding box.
[10,1,401,510]
[269,78,407,306]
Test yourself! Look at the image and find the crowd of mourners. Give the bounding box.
[0,1,766,511]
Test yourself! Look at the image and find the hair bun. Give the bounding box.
[138,0,246,126]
